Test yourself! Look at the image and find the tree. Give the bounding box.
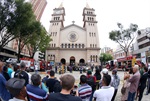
[99,53,113,65]
[12,0,36,61]
[0,0,16,51]
[109,23,138,57]
[26,22,52,58]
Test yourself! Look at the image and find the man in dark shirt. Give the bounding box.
[48,74,82,101]
[14,62,29,86]
[46,70,61,93]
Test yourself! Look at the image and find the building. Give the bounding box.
[30,0,47,21]
[101,47,111,53]
[133,28,150,64]
[46,3,100,66]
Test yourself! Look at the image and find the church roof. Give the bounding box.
[60,24,86,31]
[59,2,63,8]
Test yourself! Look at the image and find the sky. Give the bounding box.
[40,0,150,49]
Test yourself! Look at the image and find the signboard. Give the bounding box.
[50,61,54,66]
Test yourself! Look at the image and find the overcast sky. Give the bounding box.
[40,0,150,49]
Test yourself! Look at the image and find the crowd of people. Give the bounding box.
[0,61,150,101]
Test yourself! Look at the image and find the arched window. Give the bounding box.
[65,44,67,48]
[89,32,91,36]
[92,18,94,21]
[96,55,98,62]
[88,17,89,20]
[93,44,94,47]
[90,44,92,47]
[79,44,81,48]
[90,55,92,62]
[72,44,74,48]
[94,33,96,36]
[92,33,93,36]
[75,44,77,48]
[61,44,64,48]
[52,44,53,47]
[82,44,84,48]
[68,44,70,48]
[93,55,95,62]
[95,44,97,48]
[54,44,56,47]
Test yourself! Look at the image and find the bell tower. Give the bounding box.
[49,2,65,47]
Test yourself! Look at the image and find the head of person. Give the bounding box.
[95,69,100,75]
[0,62,4,72]
[102,74,111,86]
[87,70,92,76]
[112,69,117,75]
[102,68,108,75]
[6,78,26,99]
[3,65,8,72]
[13,63,18,72]
[8,63,12,68]
[20,62,26,70]
[50,70,55,77]
[80,75,87,84]
[60,74,75,91]
[144,67,148,73]
[132,65,139,73]
[31,74,41,86]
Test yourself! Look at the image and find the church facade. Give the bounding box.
[46,3,100,66]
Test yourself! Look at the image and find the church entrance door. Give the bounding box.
[70,56,75,66]
[61,58,66,65]
[79,59,85,64]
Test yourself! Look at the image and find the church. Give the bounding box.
[46,3,100,66]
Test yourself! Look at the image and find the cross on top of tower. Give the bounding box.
[72,21,75,24]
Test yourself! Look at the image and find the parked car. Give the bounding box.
[6,58,17,63]
[83,66,91,72]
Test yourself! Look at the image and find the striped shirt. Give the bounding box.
[26,84,48,101]
[78,84,92,101]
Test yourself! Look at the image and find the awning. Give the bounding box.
[117,56,133,62]
[0,52,17,58]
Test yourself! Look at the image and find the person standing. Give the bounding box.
[138,67,148,101]
[26,74,48,101]
[94,69,101,89]
[2,66,10,81]
[46,70,61,93]
[0,62,11,101]
[86,71,96,101]
[110,69,120,101]
[146,66,150,95]
[7,63,13,78]
[78,75,92,101]
[93,74,114,101]
[14,62,29,86]
[48,74,82,101]
[6,78,27,101]
[125,65,140,101]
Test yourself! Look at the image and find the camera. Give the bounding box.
[70,85,78,96]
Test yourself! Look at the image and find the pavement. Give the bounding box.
[34,70,150,101]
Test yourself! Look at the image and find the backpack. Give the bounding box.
[14,70,29,86]
[87,76,96,91]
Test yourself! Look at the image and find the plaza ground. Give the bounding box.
[37,70,150,101]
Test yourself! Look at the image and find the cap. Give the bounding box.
[87,70,92,75]
[102,68,108,74]
[6,78,25,97]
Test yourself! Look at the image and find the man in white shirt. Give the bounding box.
[93,74,114,101]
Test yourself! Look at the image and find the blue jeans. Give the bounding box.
[127,92,136,101]
[90,91,94,101]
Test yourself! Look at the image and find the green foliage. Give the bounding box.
[99,53,113,63]
[109,23,138,56]
[0,0,16,49]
